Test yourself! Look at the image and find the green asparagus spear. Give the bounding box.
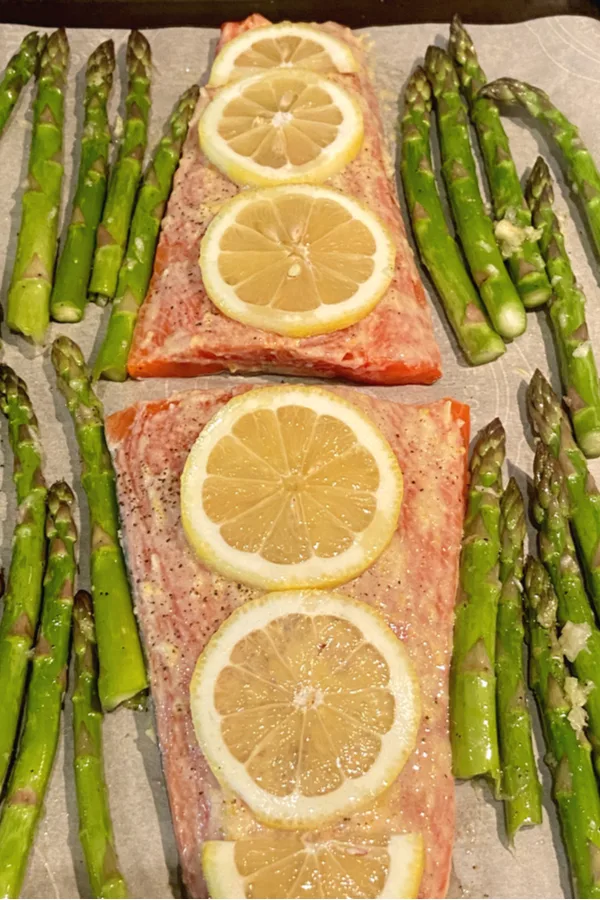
[525,157,600,458]
[51,336,147,710]
[88,30,152,306]
[0,366,47,793]
[533,442,600,765]
[448,17,550,310]
[94,83,198,381]
[481,77,600,264]
[6,28,69,343]
[496,478,542,839]
[424,46,526,339]
[73,590,128,899]
[451,418,505,789]
[399,67,505,366]
[0,31,45,137]
[0,482,77,899]
[524,556,600,899]
[528,369,600,620]
[51,40,116,323]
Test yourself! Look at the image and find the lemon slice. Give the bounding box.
[190,590,421,829]
[199,69,363,186]
[181,385,402,590]
[200,185,396,338]
[203,832,424,898]
[209,22,359,87]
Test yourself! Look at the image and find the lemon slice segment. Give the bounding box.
[190,590,421,829]
[200,185,396,337]
[203,832,424,898]
[209,22,359,87]
[199,69,363,186]
[181,386,403,590]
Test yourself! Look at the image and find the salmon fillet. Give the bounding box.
[126,16,442,385]
[106,385,468,898]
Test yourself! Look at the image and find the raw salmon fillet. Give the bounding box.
[106,385,469,898]
[126,16,442,385]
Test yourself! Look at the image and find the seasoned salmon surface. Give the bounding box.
[127,16,442,385]
[106,385,468,898]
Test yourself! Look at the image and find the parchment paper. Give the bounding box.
[0,15,598,899]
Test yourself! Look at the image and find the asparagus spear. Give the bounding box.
[424,46,526,340]
[0,31,45,137]
[525,157,600,458]
[496,478,542,839]
[533,442,600,764]
[51,40,116,323]
[524,556,600,899]
[0,482,77,899]
[0,365,47,793]
[94,83,199,381]
[399,67,505,367]
[528,369,600,619]
[73,590,128,899]
[481,77,600,263]
[450,418,505,789]
[6,28,69,343]
[51,336,147,710]
[88,30,152,306]
[448,17,550,310]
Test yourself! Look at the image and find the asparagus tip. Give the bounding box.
[527,369,565,447]
[424,44,460,94]
[526,156,553,209]
[533,440,570,523]
[127,29,152,75]
[524,554,557,622]
[405,66,432,111]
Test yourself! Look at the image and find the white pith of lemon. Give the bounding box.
[202,832,424,898]
[208,22,359,87]
[180,386,403,590]
[199,68,363,186]
[190,590,421,830]
[200,184,396,337]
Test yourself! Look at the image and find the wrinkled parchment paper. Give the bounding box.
[0,15,598,899]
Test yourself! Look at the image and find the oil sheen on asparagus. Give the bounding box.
[424,46,526,340]
[400,66,505,366]
[451,418,504,789]
[449,16,550,309]
[52,336,147,710]
[526,157,600,459]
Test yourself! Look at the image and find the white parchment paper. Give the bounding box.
[0,15,598,899]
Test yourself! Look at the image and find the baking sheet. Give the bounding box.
[0,14,598,899]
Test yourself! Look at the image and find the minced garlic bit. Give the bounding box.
[560,620,592,662]
[494,218,543,260]
[573,341,592,359]
[565,675,594,742]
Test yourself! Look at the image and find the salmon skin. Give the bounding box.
[106,385,469,898]
[127,15,442,385]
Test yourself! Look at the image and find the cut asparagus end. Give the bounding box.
[471,335,506,365]
[6,284,51,343]
[97,365,128,383]
[51,301,84,324]
[578,429,600,460]
[496,304,527,340]
[522,285,551,310]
